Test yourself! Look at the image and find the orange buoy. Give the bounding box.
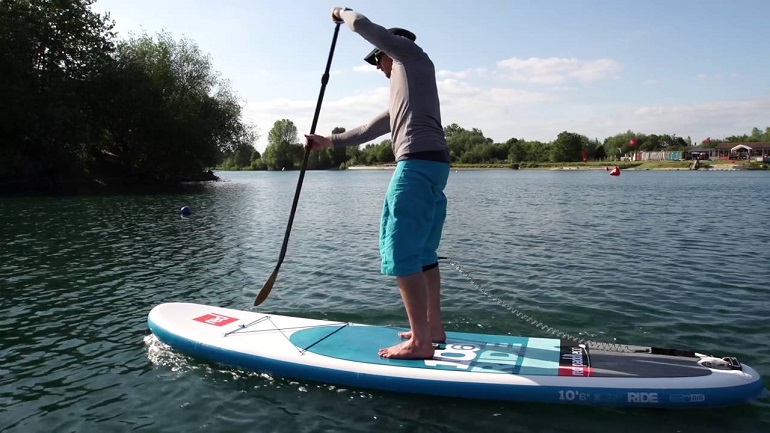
[609,166,620,176]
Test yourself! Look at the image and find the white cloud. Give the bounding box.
[436,68,488,79]
[245,87,390,151]
[696,72,740,80]
[438,79,551,115]
[629,99,769,132]
[352,64,377,73]
[497,57,622,84]
[244,64,768,153]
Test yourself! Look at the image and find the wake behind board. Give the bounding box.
[147,303,764,408]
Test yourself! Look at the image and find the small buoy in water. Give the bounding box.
[180,206,191,215]
[609,166,620,176]
[604,166,610,171]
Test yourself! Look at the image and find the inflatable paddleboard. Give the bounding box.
[147,303,764,408]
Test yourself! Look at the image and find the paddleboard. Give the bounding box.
[147,302,764,408]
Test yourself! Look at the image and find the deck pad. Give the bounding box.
[290,325,575,376]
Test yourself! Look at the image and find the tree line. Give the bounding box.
[226,118,770,171]
[1,0,255,188]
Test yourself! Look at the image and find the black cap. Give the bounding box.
[363,27,416,66]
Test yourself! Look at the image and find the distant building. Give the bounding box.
[684,142,770,161]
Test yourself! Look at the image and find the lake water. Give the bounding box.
[2,169,769,432]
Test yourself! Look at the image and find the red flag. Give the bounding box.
[581,149,589,163]
[705,137,711,144]
[629,138,637,147]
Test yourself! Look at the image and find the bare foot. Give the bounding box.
[398,330,446,344]
[379,340,435,359]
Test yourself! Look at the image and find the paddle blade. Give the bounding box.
[254,270,278,306]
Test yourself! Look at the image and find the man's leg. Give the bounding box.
[397,265,446,343]
[378,272,435,359]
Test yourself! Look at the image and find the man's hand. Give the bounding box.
[305,134,332,151]
[331,7,345,23]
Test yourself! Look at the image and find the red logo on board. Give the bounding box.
[194,313,238,327]
[558,365,593,377]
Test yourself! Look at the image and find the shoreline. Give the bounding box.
[346,164,758,171]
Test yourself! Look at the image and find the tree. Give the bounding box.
[263,119,300,170]
[593,145,607,160]
[0,0,115,182]
[727,127,769,143]
[492,140,514,161]
[550,131,587,162]
[96,32,256,180]
[376,139,395,163]
[329,126,347,168]
[444,123,465,141]
[603,131,637,160]
[444,125,490,162]
[508,138,527,163]
[249,148,264,168]
[525,141,550,162]
[232,142,255,168]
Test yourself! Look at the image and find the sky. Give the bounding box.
[91,0,770,152]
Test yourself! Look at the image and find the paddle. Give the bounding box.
[254,22,342,307]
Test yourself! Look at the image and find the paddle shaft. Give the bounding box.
[255,22,342,306]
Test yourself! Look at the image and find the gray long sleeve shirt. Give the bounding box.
[331,10,449,163]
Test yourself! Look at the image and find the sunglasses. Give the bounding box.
[373,51,383,65]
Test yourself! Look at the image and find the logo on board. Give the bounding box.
[426,341,525,374]
[558,344,593,377]
[193,313,238,327]
[627,392,658,403]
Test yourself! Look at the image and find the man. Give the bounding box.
[305,7,450,360]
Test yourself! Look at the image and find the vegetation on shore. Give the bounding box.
[1,0,255,190]
[229,120,770,171]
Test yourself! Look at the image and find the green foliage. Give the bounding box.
[602,131,636,158]
[507,138,526,163]
[263,119,301,170]
[97,32,257,180]
[444,124,491,162]
[307,126,347,170]
[725,127,770,143]
[0,0,256,186]
[550,131,588,162]
[593,145,607,160]
[223,142,255,169]
[376,140,395,162]
[521,141,550,162]
[329,126,348,168]
[0,0,115,182]
[354,139,394,165]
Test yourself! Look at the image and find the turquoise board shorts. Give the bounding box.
[380,159,450,276]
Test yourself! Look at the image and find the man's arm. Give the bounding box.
[336,8,422,62]
[332,110,390,148]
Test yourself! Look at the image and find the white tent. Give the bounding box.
[730,144,753,152]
